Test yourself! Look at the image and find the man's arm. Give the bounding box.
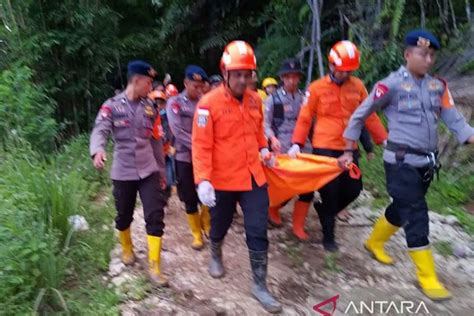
[192,103,214,184]
[292,88,317,146]
[166,99,193,150]
[438,83,474,144]
[90,104,113,169]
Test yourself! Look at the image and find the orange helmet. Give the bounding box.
[148,90,167,101]
[328,40,360,71]
[219,57,225,73]
[221,40,257,71]
[165,84,179,97]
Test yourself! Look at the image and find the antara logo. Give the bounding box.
[313,294,431,315]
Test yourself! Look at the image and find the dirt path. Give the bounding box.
[107,192,474,315]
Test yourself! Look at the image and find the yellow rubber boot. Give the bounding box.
[200,205,211,238]
[187,213,204,250]
[364,215,399,265]
[147,235,169,287]
[268,206,282,227]
[118,228,135,265]
[409,248,452,301]
[292,201,311,241]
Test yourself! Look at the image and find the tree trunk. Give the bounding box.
[466,0,472,24]
[448,0,458,34]
[306,0,324,87]
[418,0,426,28]
[306,0,316,87]
[315,0,324,78]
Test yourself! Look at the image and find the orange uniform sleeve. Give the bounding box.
[192,104,214,184]
[357,83,388,145]
[292,86,317,145]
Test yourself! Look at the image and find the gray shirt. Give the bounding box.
[344,66,474,167]
[166,91,198,163]
[89,92,166,181]
[264,88,312,153]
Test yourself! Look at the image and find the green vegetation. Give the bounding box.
[0,135,118,314]
[0,0,472,312]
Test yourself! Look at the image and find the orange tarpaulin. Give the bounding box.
[264,153,361,207]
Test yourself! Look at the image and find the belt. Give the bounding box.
[386,141,441,182]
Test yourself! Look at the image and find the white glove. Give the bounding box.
[288,144,301,158]
[260,148,276,168]
[197,180,216,207]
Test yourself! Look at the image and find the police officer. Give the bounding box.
[166,65,211,251]
[192,41,282,313]
[342,29,474,301]
[264,58,314,241]
[90,60,168,287]
[289,41,388,252]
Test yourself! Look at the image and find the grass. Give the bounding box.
[433,240,453,258]
[0,135,119,314]
[359,146,474,235]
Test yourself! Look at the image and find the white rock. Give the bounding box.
[68,215,89,231]
[443,215,459,226]
[108,258,125,277]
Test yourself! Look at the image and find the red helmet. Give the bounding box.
[148,90,167,101]
[165,84,179,97]
[328,40,360,71]
[221,40,257,71]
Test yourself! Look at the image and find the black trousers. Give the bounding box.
[112,172,166,237]
[175,160,199,213]
[384,162,431,248]
[313,148,362,242]
[210,178,269,251]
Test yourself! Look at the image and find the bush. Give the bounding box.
[0,136,117,314]
[0,66,58,152]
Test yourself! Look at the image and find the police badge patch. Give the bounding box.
[197,107,209,128]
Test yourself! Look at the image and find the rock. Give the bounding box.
[453,243,470,258]
[108,258,125,277]
[443,215,459,226]
[303,262,310,271]
[111,273,133,287]
[68,215,89,231]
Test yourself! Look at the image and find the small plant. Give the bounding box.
[324,253,341,273]
[433,240,453,258]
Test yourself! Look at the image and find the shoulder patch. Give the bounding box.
[171,102,180,114]
[374,83,389,101]
[197,105,210,128]
[99,104,112,119]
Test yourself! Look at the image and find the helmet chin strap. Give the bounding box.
[329,70,345,86]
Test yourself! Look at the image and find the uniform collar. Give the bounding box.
[398,65,432,82]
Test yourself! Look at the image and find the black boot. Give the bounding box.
[208,240,225,278]
[319,212,338,252]
[249,250,282,314]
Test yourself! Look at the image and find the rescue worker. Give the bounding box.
[264,59,313,241]
[153,81,165,92]
[262,77,278,96]
[192,41,282,313]
[209,74,224,89]
[289,41,388,252]
[249,71,268,101]
[149,90,175,199]
[166,65,211,251]
[90,60,168,286]
[165,83,179,98]
[341,29,474,301]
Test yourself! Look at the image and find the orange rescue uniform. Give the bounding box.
[292,75,387,150]
[192,85,268,191]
